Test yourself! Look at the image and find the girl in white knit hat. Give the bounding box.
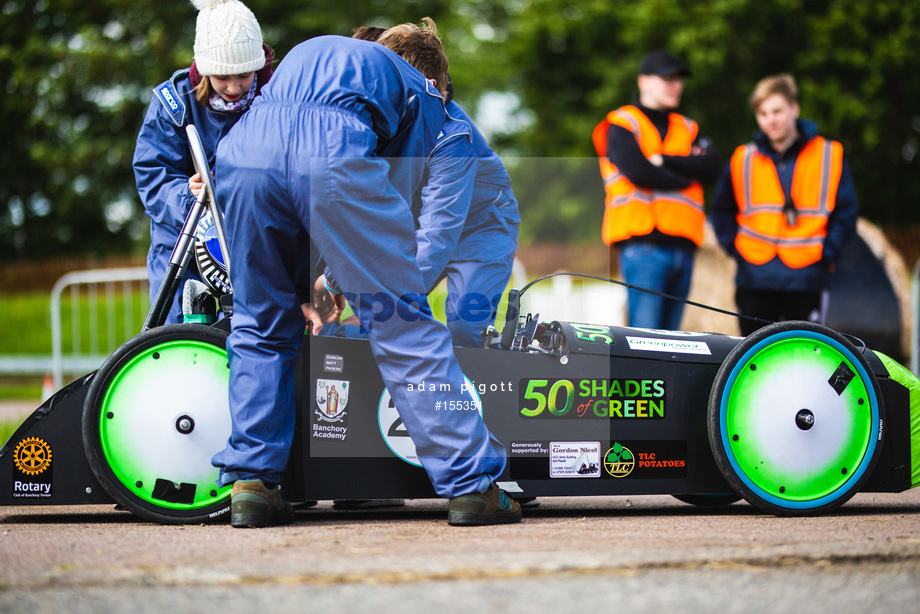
[133,0,274,324]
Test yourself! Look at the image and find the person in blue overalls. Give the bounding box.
[355,22,520,348]
[440,91,521,347]
[210,33,521,528]
[133,0,273,323]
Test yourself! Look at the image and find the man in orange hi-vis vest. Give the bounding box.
[710,74,858,336]
[593,51,721,330]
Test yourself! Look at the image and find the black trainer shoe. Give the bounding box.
[230,479,295,528]
[448,484,522,526]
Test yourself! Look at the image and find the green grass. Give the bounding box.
[0,292,55,354]
[2,286,511,354]
[1,289,147,401]
[1,283,515,402]
[0,289,149,355]
[1,420,21,450]
[1,378,42,400]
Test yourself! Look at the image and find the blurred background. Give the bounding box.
[2,0,920,412]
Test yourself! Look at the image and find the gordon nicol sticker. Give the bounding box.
[626,336,711,356]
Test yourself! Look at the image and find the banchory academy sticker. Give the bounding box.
[313,379,349,441]
[550,441,601,478]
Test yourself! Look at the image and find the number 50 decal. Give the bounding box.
[521,379,575,417]
[571,323,613,345]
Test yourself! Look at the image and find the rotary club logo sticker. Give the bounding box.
[14,437,53,475]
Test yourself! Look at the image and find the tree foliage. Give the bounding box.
[2,0,919,258]
[504,0,920,241]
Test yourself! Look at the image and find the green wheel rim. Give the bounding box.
[98,339,231,510]
[721,331,877,507]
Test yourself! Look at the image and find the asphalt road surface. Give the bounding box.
[3,490,920,613]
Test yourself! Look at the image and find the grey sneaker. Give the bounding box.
[448,484,522,526]
[230,479,295,528]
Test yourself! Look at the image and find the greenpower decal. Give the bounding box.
[519,378,666,419]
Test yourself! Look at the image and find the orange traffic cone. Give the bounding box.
[42,373,55,401]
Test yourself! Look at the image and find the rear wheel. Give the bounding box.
[83,324,232,524]
[708,321,883,516]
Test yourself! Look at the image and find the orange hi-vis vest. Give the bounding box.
[592,105,705,246]
[729,136,843,269]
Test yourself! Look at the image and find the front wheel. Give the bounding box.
[708,321,884,516]
[83,324,233,524]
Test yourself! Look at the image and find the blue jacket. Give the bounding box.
[133,51,272,322]
[325,101,521,295]
[414,116,477,290]
[134,50,274,235]
[134,70,252,257]
[710,119,858,291]
[254,36,445,201]
[446,102,520,261]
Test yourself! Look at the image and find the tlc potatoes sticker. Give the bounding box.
[508,440,688,480]
[603,440,688,479]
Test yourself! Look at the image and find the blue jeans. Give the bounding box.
[618,242,695,331]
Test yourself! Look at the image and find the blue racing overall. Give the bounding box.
[211,36,507,497]
[441,101,520,347]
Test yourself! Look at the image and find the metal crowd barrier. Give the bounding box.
[50,267,149,389]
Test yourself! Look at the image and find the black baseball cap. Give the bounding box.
[638,51,692,78]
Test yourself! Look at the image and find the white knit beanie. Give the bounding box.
[192,0,265,76]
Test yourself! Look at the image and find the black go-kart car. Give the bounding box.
[3,126,919,524]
